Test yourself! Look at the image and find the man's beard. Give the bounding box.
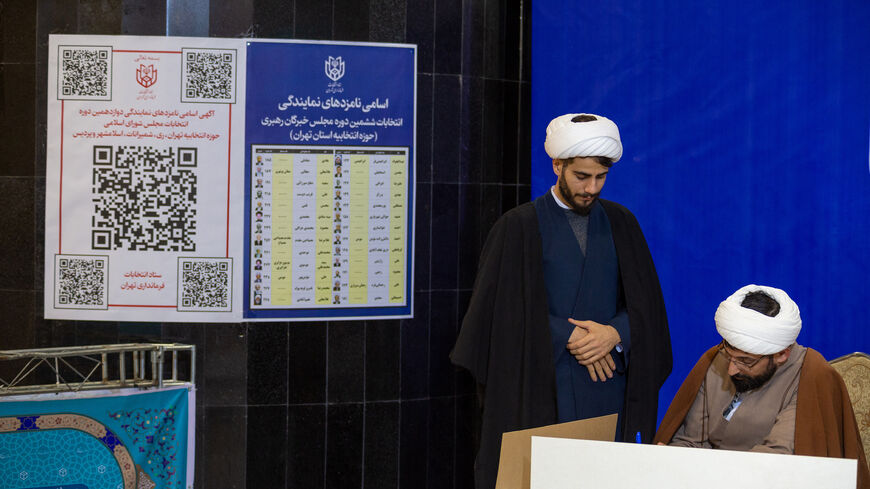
[558,173,599,216]
[731,357,777,393]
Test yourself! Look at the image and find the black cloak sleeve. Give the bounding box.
[450,202,556,489]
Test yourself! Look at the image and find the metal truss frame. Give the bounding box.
[0,343,195,396]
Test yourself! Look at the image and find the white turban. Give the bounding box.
[714,284,802,355]
[544,113,623,162]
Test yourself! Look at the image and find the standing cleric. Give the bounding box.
[451,113,673,489]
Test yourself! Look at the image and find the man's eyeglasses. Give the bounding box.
[716,341,768,370]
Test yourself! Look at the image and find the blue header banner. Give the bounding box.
[243,41,416,320]
[245,41,414,147]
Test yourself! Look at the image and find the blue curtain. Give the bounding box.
[532,0,870,421]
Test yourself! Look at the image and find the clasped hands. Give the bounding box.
[566,319,621,382]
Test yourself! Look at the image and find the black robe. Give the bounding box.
[450,198,672,489]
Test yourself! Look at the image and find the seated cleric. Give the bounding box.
[654,285,868,488]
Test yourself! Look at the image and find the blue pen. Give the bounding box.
[635,431,642,444]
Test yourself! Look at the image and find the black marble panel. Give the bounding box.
[502,0,521,81]
[457,183,481,290]
[479,184,502,245]
[209,0,254,37]
[33,177,45,292]
[194,403,207,489]
[400,290,429,399]
[1,1,36,63]
[78,0,122,33]
[162,323,205,386]
[327,321,365,403]
[47,321,77,349]
[521,0,531,82]
[287,404,326,489]
[203,406,247,489]
[519,184,531,202]
[0,290,35,382]
[365,320,400,401]
[369,0,406,43]
[433,0,461,74]
[483,0,521,81]
[500,81,520,185]
[428,290,457,397]
[121,0,166,35]
[0,64,36,177]
[427,396,455,488]
[288,322,326,404]
[399,399,429,488]
[430,183,458,289]
[0,177,35,288]
[166,0,208,37]
[246,405,288,489]
[415,73,433,183]
[364,401,399,488]
[482,0,504,80]
[432,74,460,183]
[413,182,431,290]
[405,0,434,73]
[334,0,370,42]
[36,0,78,37]
[481,78,505,183]
[118,322,162,343]
[518,81,532,186]
[295,0,333,40]
[247,322,289,405]
[455,290,475,395]
[253,0,295,38]
[203,323,247,406]
[326,403,364,489]
[74,321,120,345]
[461,0,485,77]
[460,76,484,184]
[35,57,47,179]
[500,185,518,216]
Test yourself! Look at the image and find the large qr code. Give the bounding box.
[177,258,232,312]
[58,46,112,100]
[91,145,197,252]
[181,48,236,103]
[55,255,109,309]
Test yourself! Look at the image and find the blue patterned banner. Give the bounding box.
[0,386,193,489]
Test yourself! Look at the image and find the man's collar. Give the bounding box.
[549,186,571,209]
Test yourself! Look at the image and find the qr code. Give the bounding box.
[55,255,109,309]
[58,45,112,100]
[177,258,232,312]
[181,48,236,103]
[91,145,197,252]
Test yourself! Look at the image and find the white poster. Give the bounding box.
[44,35,246,322]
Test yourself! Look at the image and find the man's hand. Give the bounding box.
[584,357,615,382]
[566,325,616,381]
[566,319,621,365]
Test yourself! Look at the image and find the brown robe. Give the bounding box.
[655,346,869,489]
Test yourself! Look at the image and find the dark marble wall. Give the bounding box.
[0,0,530,487]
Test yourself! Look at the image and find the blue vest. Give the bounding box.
[535,192,628,437]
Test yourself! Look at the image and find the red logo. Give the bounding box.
[136,64,157,88]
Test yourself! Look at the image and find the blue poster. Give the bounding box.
[0,386,193,489]
[243,41,416,320]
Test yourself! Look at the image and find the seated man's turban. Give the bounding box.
[544,113,623,162]
[714,284,802,355]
